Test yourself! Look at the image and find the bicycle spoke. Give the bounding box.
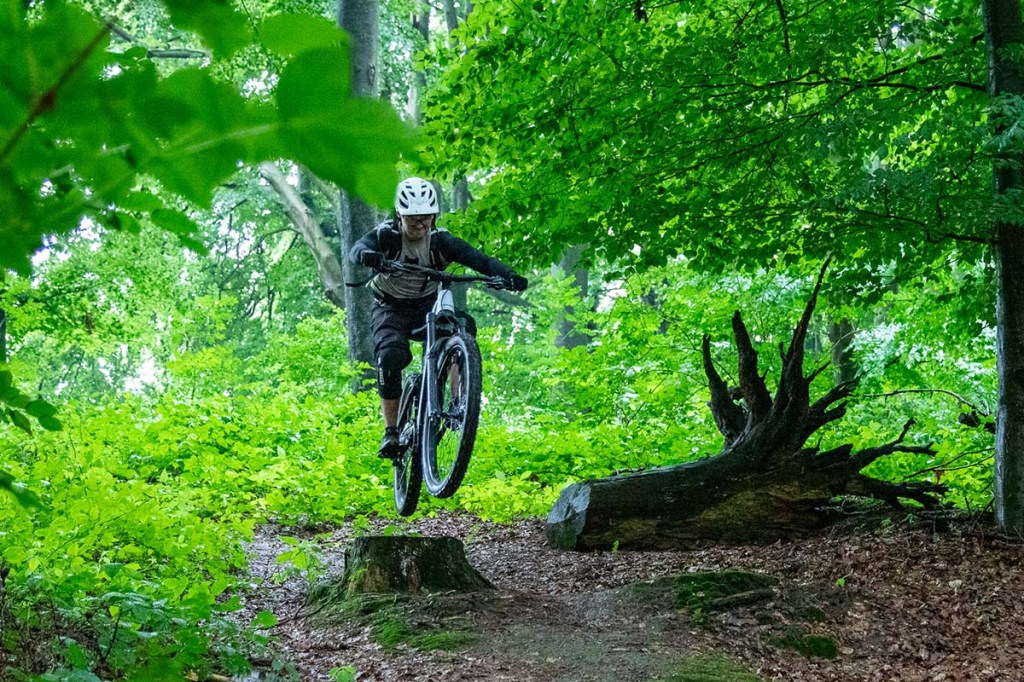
[423,334,482,498]
[393,374,422,516]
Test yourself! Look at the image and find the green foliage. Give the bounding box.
[0,467,43,509]
[421,0,991,306]
[0,369,392,676]
[0,0,413,278]
[0,365,61,509]
[274,535,325,585]
[0,0,417,674]
[0,249,1002,676]
[329,666,359,682]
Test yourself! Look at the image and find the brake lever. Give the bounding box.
[485,276,510,290]
[378,260,402,274]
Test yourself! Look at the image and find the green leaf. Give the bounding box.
[0,1,22,33]
[0,174,39,276]
[145,70,251,204]
[161,0,251,58]
[108,211,141,234]
[277,46,415,205]
[7,407,30,434]
[151,209,198,237]
[215,595,243,612]
[260,14,347,57]
[117,191,164,213]
[276,47,351,118]
[252,610,278,629]
[102,563,125,579]
[150,209,208,254]
[25,399,57,419]
[4,389,28,409]
[38,415,63,432]
[0,470,43,510]
[0,368,11,394]
[0,83,24,132]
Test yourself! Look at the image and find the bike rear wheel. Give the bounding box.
[423,332,482,498]
[393,373,423,516]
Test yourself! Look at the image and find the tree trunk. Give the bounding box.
[448,175,472,309]
[338,0,378,98]
[338,0,381,379]
[258,162,347,309]
[984,0,1024,535]
[828,318,857,387]
[442,0,460,32]
[553,243,591,350]
[338,536,492,596]
[407,0,430,123]
[546,262,943,551]
[451,174,470,212]
[338,191,377,374]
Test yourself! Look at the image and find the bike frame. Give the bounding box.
[387,261,505,457]
[415,283,460,453]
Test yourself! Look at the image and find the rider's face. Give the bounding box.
[401,214,434,242]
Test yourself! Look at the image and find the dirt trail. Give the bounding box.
[238,512,1024,681]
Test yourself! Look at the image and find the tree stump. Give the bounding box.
[339,536,492,597]
[547,261,946,551]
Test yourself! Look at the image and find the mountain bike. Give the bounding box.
[381,260,515,516]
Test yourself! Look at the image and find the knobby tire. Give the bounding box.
[393,373,422,516]
[423,332,482,498]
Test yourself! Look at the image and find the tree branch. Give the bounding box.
[850,419,936,469]
[785,258,830,364]
[773,0,791,56]
[856,387,991,416]
[847,475,947,509]
[703,334,747,444]
[259,162,347,309]
[731,311,773,422]
[107,21,208,60]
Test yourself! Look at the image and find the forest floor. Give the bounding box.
[237,510,1024,682]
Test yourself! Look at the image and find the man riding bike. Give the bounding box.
[348,177,528,458]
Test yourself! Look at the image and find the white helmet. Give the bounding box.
[395,177,439,216]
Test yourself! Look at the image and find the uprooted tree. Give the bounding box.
[547,263,946,551]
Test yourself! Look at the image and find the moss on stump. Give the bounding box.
[339,535,491,597]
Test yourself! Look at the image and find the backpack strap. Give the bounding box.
[377,221,403,260]
[429,228,450,270]
[346,222,402,287]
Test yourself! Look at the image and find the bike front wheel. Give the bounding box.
[423,332,482,498]
[393,373,423,516]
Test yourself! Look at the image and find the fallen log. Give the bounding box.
[547,261,944,551]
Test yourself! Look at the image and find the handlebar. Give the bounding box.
[377,260,515,290]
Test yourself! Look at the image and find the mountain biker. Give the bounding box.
[348,177,528,459]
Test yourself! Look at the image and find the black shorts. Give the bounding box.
[371,296,435,358]
[370,295,476,398]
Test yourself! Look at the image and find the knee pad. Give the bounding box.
[377,346,412,399]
